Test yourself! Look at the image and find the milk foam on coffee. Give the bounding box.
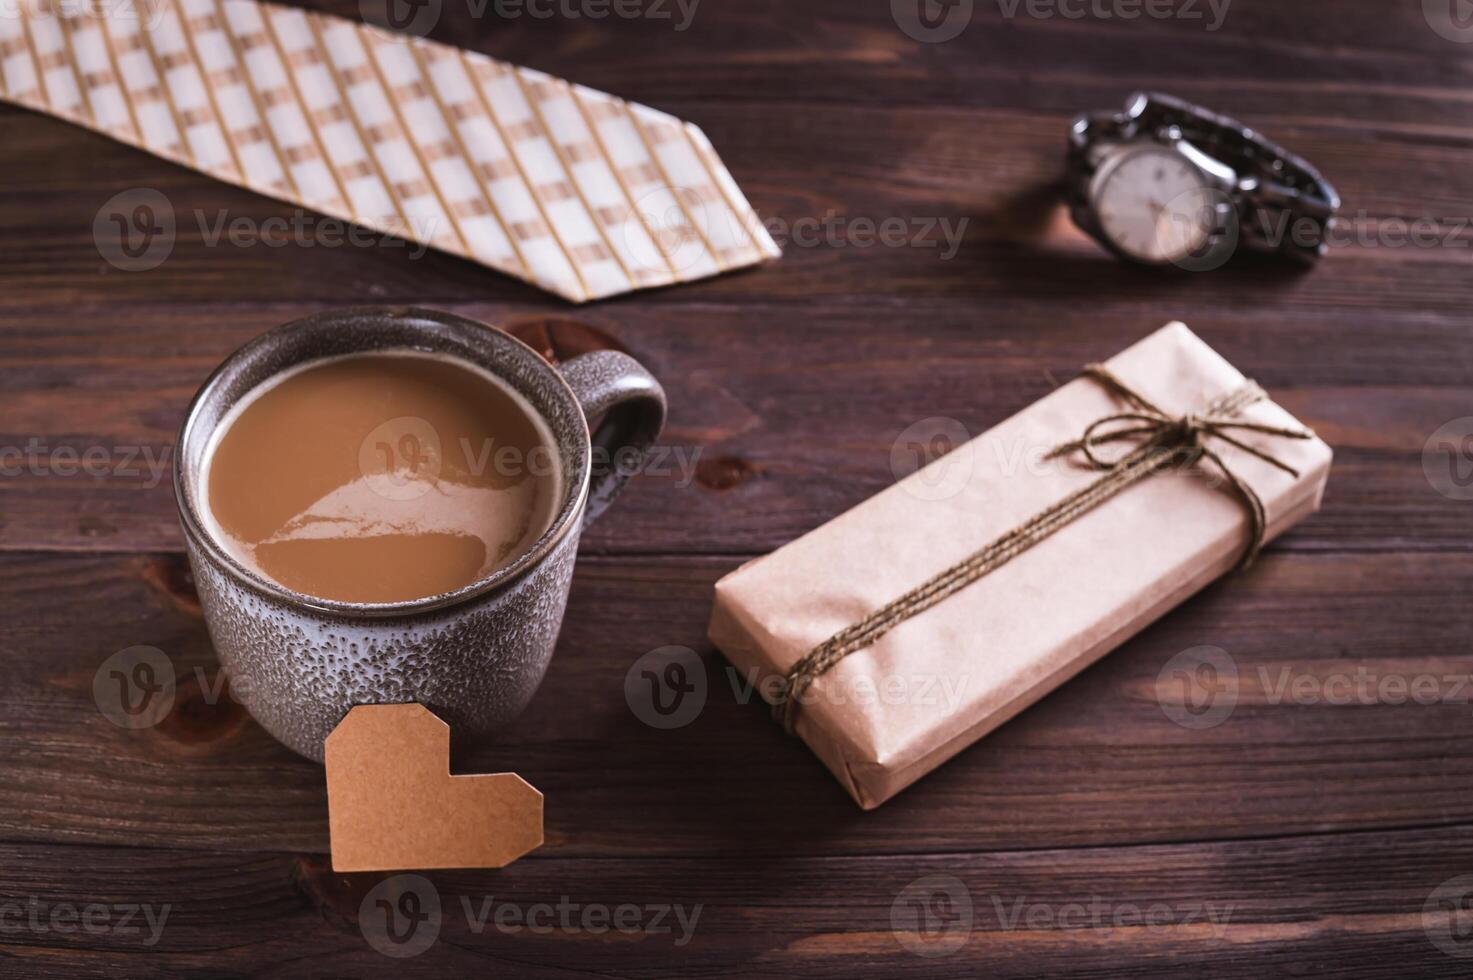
[201,350,562,603]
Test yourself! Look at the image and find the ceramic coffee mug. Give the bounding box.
[174,307,666,760]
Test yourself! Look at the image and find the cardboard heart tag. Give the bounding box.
[326,704,543,871]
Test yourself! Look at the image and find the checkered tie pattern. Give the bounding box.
[0,0,781,301]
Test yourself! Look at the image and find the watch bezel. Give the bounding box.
[1086,140,1227,266]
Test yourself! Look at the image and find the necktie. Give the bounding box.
[0,0,781,301]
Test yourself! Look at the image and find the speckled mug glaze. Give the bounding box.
[174,307,665,761]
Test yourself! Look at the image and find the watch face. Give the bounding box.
[1092,146,1217,264]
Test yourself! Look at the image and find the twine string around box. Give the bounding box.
[772,364,1316,733]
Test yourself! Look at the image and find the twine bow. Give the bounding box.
[771,364,1315,734]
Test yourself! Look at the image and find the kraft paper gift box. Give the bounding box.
[707,322,1333,809]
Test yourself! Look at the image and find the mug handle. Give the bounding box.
[557,350,667,528]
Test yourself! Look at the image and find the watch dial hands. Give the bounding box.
[1092,146,1211,263]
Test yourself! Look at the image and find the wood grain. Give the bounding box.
[1,0,1471,974]
[1,303,1469,555]
[1,549,1470,858]
[2,826,1473,977]
[7,102,1473,313]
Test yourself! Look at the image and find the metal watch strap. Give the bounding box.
[1069,92,1341,264]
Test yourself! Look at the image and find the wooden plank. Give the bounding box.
[2,93,1473,310]
[0,825,1469,977]
[0,0,1468,973]
[179,0,1473,121]
[1,549,1470,857]
[1,303,1467,555]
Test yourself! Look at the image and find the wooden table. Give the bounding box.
[4,0,1472,974]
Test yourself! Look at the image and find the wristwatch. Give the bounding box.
[1066,92,1340,269]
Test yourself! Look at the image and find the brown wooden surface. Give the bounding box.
[3,0,1473,975]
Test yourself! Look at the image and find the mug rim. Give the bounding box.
[173,306,592,619]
